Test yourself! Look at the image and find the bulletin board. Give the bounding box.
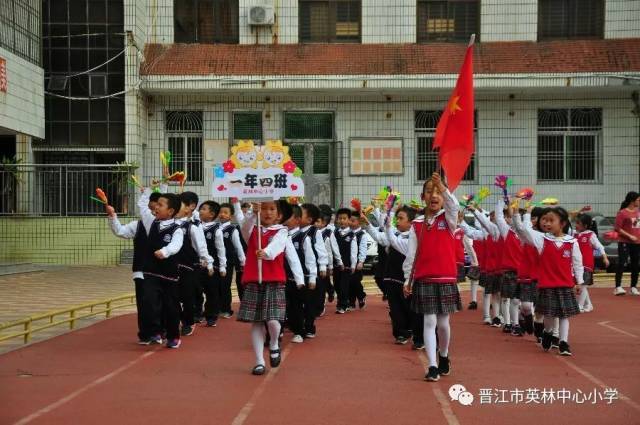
[349,137,403,176]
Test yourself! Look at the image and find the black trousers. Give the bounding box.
[333,268,351,310]
[179,267,198,328]
[218,266,234,314]
[201,269,221,320]
[286,280,305,336]
[316,274,330,315]
[303,285,318,335]
[615,243,640,287]
[193,273,205,318]
[349,270,366,307]
[133,278,148,340]
[386,281,422,343]
[143,276,181,340]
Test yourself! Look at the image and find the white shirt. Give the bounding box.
[301,225,329,272]
[463,236,478,266]
[137,189,184,261]
[289,227,318,284]
[513,213,584,285]
[176,217,214,272]
[219,221,246,266]
[385,227,410,256]
[319,226,342,268]
[108,215,144,279]
[202,221,227,273]
[472,209,500,242]
[366,224,389,248]
[352,227,368,264]
[402,188,459,284]
[336,227,358,271]
[494,199,511,239]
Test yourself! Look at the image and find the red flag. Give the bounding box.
[433,36,475,191]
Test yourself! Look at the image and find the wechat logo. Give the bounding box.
[449,384,474,406]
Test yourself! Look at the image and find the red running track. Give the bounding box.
[0,288,638,425]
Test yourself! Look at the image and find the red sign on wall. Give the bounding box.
[0,57,7,93]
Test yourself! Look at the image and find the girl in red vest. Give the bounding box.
[238,201,305,375]
[575,214,609,312]
[458,216,492,324]
[514,207,583,356]
[403,172,462,382]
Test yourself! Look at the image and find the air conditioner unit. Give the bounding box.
[248,5,274,26]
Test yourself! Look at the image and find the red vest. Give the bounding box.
[537,238,575,289]
[242,227,286,285]
[475,239,486,272]
[412,215,457,283]
[577,231,595,271]
[454,228,465,265]
[484,236,500,274]
[525,244,540,280]
[501,229,522,273]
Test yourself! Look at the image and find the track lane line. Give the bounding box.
[416,351,462,425]
[597,321,638,339]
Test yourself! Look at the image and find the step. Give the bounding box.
[0,263,45,276]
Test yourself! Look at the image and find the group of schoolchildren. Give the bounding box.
[106,171,601,382]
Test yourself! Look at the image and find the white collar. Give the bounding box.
[219,220,232,228]
[301,225,313,232]
[159,218,175,226]
[543,233,574,242]
[288,227,300,236]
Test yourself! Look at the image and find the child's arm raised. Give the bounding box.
[513,212,544,254]
[365,222,389,247]
[137,188,155,234]
[107,206,138,239]
[494,199,510,239]
[432,172,459,232]
[386,226,409,256]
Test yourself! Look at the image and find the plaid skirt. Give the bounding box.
[514,280,537,303]
[536,287,580,318]
[500,271,518,299]
[467,266,481,281]
[237,282,286,322]
[456,264,466,283]
[583,270,594,286]
[411,282,462,315]
[481,274,501,295]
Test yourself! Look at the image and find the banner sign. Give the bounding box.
[213,140,305,199]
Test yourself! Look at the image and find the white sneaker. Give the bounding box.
[583,304,594,313]
[579,306,585,313]
[291,335,304,343]
[483,318,492,325]
[631,287,640,296]
[614,287,626,296]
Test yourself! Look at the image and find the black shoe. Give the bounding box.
[438,355,451,376]
[424,366,440,382]
[558,341,572,356]
[534,322,544,340]
[395,336,409,345]
[252,364,266,375]
[412,342,425,350]
[206,318,217,327]
[511,325,524,337]
[524,314,534,335]
[491,317,502,328]
[468,301,478,310]
[542,331,553,351]
[181,325,195,336]
[551,336,560,349]
[269,349,281,367]
[194,316,205,324]
[335,308,346,314]
[502,324,513,334]
[358,296,367,310]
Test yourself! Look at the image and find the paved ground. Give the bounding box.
[0,287,638,425]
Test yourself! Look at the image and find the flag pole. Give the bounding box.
[257,205,262,284]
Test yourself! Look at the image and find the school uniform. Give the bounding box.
[286,227,319,336]
[175,217,214,331]
[318,225,342,314]
[108,215,150,340]
[495,202,522,300]
[237,216,304,323]
[453,228,466,283]
[576,230,604,285]
[141,219,184,341]
[201,221,227,322]
[334,227,357,312]
[349,227,368,308]
[217,221,246,315]
[473,211,503,296]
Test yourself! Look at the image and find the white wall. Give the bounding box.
[605,0,640,39]
[480,0,537,42]
[0,48,44,139]
[362,0,415,43]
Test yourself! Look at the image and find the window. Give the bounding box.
[284,112,334,139]
[299,0,361,43]
[417,0,479,43]
[538,0,603,40]
[0,0,41,65]
[415,110,476,181]
[174,0,239,44]
[537,108,601,182]
[166,111,204,184]
[232,112,262,143]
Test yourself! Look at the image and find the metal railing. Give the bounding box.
[0,164,137,216]
[0,293,136,345]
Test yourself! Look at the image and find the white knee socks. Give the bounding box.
[483,291,491,320]
[470,280,479,303]
[423,314,438,367]
[559,318,570,342]
[510,299,521,326]
[501,297,511,325]
[491,294,501,320]
[251,323,266,366]
[436,314,451,357]
[267,320,281,355]
[521,301,533,316]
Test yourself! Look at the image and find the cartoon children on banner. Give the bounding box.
[213,140,305,199]
[213,140,305,283]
